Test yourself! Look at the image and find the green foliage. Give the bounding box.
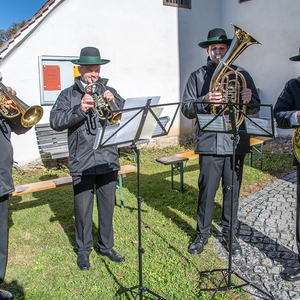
[5,144,290,299]
[0,20,27,46]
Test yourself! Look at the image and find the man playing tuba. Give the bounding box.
[274,46,300,282]
[181,27,260,256]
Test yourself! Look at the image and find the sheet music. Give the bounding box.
[245,117,277,137]
[152,116,170,137]
[197,114,228,132]
[93,96,161,149]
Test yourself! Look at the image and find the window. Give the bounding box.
[163,0,191,9]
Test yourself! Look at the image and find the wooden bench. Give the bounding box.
[156,151,199,192]
[11,164,137,209]
[249,136,273,170]
[35,123,69,168]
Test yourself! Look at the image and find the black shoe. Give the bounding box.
[77,254,90,271]
[188,235,208,255]
[223,235,242,256]
[286,264,300,282]
[0,289,14,300]
[99,248,125,263]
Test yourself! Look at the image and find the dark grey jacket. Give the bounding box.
[181,59,260,155]
[274,78,300,166]
[0,115,30,197]
[50,77,125,176]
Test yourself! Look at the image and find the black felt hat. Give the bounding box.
[71,47,110,65]
[290,46,300,62]
[198,28,232,48]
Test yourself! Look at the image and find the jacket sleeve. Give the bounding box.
[181,73,209,120]
[274,80,297,129]
[50,88,86,131]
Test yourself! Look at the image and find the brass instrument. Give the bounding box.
[209,24,261,129]
[0,81,43,128]
[84,79,121,125]
[292,126,300,162]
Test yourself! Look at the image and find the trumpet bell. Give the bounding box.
[22,105,44,128]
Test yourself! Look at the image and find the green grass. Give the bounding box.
[2,143,293,299]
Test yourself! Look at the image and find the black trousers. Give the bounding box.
[0,194,9,283]
[297,167,300,261]
[196,155,245,238]
[72,171,118,255]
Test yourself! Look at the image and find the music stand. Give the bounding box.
[94,97,180,300]
[193,99,275,300]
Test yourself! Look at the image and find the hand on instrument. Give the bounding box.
[81,94,94,113]
[5,87,18,114]
[103,90,114,101]
[203,88,223,107]
[241,88,252,103]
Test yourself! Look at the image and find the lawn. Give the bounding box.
[2,142,294,299]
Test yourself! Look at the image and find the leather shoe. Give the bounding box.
[0,289,14,300]
[188,235,208,255]
[223,235,242,256]
[77,254,90,271]
[99,248,125,263]
[286,264,300,282]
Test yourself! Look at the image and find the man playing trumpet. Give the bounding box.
[50,47,125,271]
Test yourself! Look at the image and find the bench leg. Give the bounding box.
[118,174,124,209]
[249,146,253,168]
[171,162,185,192]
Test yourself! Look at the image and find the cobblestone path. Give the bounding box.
[214,170,300,300]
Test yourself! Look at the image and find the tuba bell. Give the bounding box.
[209,24,261,129]
[0,81,43,128]
[84,79,122,125]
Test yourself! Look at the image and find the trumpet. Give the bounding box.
[84,79,121,125]
[0,81,43,128]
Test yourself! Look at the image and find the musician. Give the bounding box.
[50,47,125,271]
[181,28,260,256]
[274,47,300,282]
[0,60,29,300]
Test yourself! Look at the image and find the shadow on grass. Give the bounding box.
[1,280,25,300]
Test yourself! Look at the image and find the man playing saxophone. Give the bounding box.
[50,47,125,271]
[274,46,300,282]
[181,28,260,256]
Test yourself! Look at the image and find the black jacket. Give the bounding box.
[181,59,260,155]
[50,77,125,176]
[0,115,30,197]
[274,78,300,166]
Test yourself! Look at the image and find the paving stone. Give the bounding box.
[213,171,300,299]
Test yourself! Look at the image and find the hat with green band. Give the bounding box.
[71,47,110,65]
[290,46,300,62]
[198,28,232,49]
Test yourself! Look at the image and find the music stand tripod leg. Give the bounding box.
[116,143,166,300]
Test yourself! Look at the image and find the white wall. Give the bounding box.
[0,0,220,165]
[220,0,300,136]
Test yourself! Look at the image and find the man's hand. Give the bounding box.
[202,90,223,107]
[241,88,252,103]
[4,87,18,114]
[81,94,94,113]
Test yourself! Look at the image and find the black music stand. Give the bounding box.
[94,97,180,300]
[193,100,275,300]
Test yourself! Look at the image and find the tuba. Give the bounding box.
[292,126,300,163]
[209,24,261,129]
[0,81,43,128]
[84,79,121,125]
